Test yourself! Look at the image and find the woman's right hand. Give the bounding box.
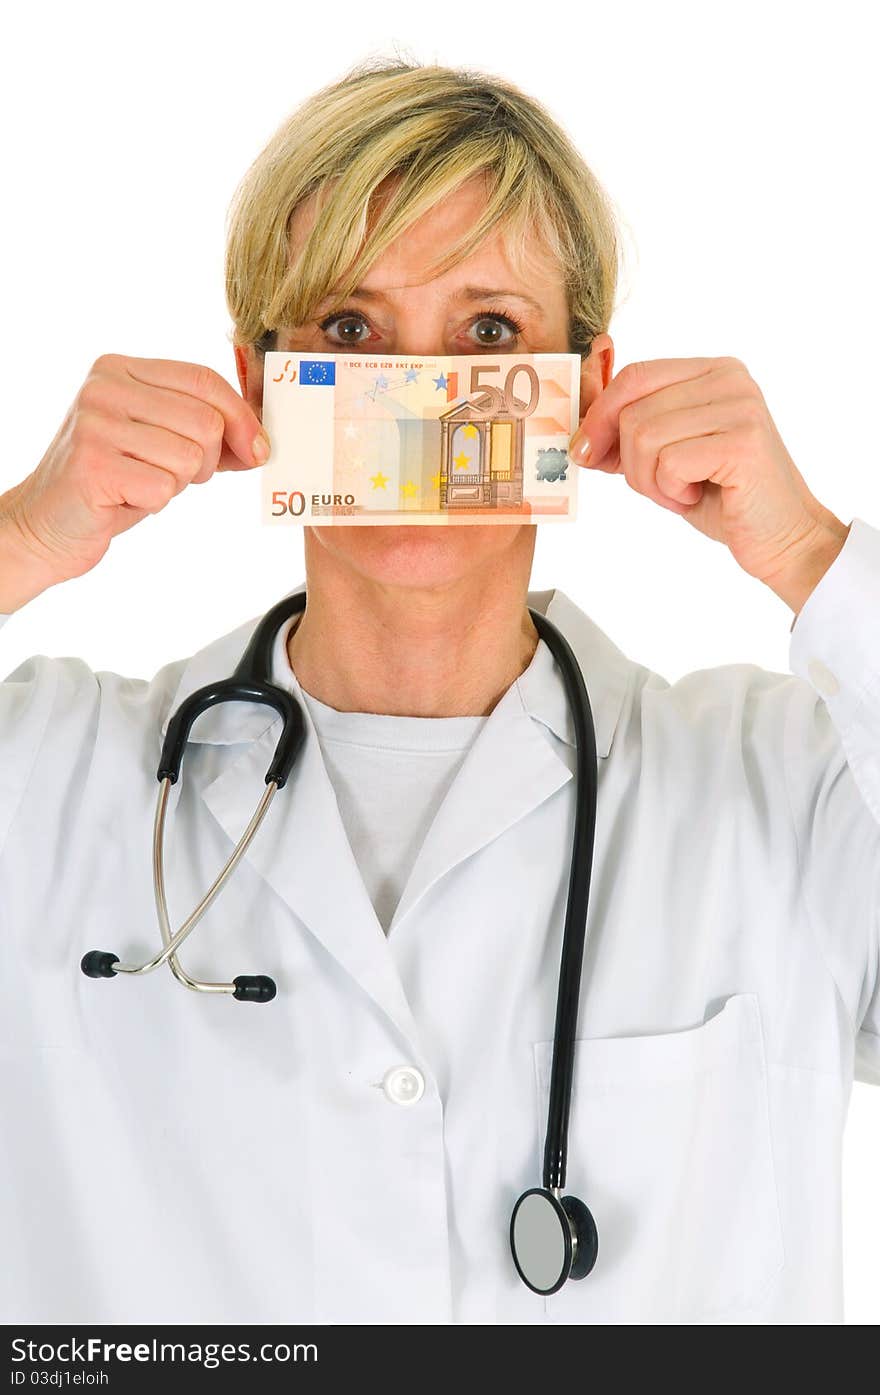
[0,354,270,610]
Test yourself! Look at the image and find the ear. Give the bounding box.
[234,343,264,418]
[578,333,614,421]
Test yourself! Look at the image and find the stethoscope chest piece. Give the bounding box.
[509,1188,599,1295]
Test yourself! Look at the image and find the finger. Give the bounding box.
[621,399,745,501]
[613,361,752,437]
[574,357,721,469]
[654,422,761,504]
[85,369,231,480]
[83,410,217,486]
[112,355,267,468]
[97,454,185,514]
[579,441,692,516]
[656,436,713,506]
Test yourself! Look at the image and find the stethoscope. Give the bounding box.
[80,588,600,1296]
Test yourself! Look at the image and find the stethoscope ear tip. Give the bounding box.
[80,950,120,979]
[232,974,277,1003]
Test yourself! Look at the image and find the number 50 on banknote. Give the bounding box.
[260,352,581,527]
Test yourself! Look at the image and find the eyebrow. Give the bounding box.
[318,285,544,315]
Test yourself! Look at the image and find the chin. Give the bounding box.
[309,522,534,590]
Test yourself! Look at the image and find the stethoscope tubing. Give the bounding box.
[81,587,597,1195]
[528,608,597,1193]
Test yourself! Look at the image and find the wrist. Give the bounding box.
[765,511,851,619]
[0,482,64,612]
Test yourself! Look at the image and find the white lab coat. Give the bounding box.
[1,518,879,1326]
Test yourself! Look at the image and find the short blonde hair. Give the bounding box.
[225,56,620,358]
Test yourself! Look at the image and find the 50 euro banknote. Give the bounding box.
[259,351,581,526]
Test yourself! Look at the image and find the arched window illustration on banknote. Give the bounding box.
[438,392,525,510]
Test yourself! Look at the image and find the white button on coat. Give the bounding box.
[382,1066,425,1105]
[0,517,878,1325]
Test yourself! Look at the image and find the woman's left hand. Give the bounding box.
[568,356,850,614]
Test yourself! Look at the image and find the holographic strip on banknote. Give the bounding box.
[260,352,581,526]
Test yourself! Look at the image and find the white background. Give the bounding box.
[2,0,878,1322]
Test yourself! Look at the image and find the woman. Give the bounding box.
[0,58,876,1325]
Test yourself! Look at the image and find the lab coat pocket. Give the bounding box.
[533,993,784,1324]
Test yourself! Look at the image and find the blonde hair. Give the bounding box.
[225,56,620,358]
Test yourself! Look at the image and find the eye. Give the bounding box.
[468,312,525,347]
[318,310,373,345]
[315,307,526,347]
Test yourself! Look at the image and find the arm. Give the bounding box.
[785,516,880,1082]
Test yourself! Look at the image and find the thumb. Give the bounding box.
[216,433,271,472]
[568,394,616,471]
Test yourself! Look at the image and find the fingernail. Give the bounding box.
[568,435,592,466]
[253,430,271,464]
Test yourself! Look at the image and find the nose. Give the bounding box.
[387,303,452,359]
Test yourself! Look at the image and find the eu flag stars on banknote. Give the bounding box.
[299,359,336,386]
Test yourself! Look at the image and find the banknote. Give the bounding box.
[259,351,581,526]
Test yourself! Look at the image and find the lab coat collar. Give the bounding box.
[158,580,633,760]
[156,581,634,1045]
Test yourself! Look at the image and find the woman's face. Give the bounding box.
[236,174,614,592]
